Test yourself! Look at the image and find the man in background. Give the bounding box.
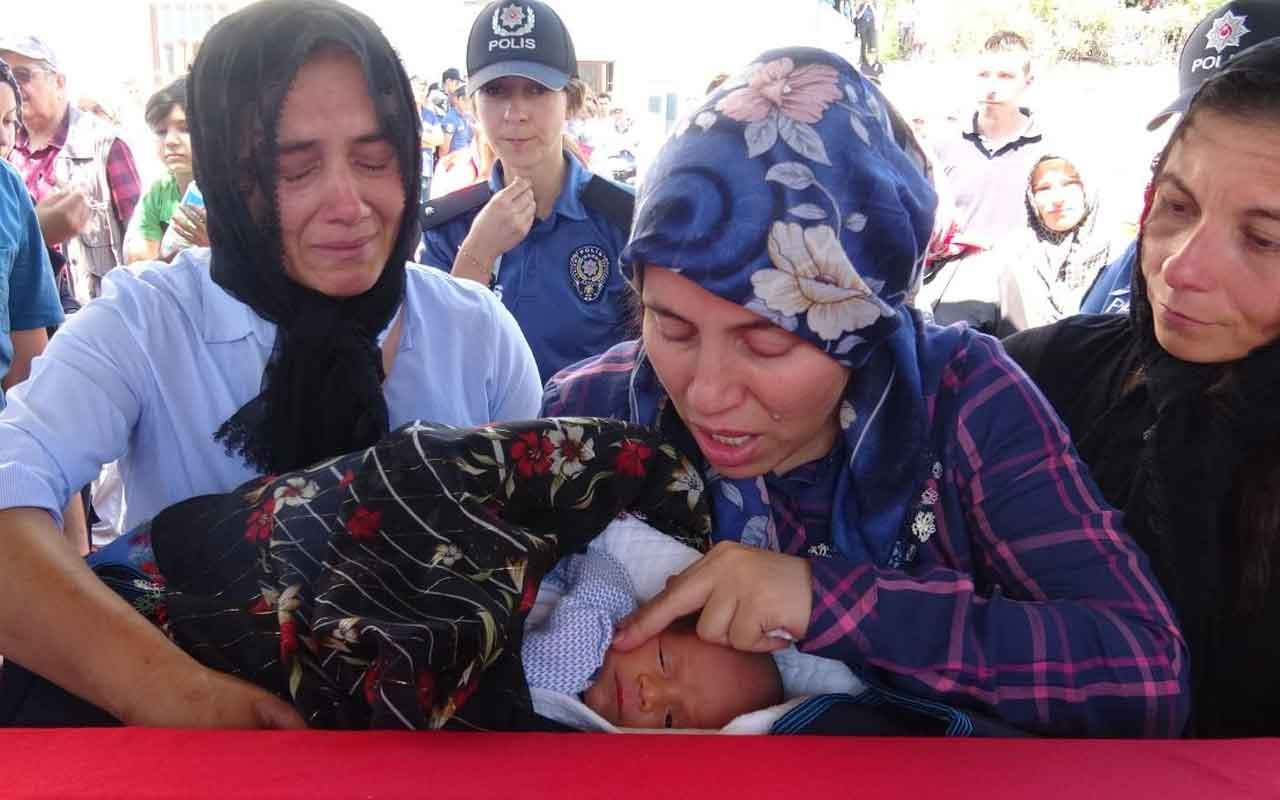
[0,35,139,308]
[933,31,1049,251]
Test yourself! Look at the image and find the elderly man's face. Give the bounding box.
[0,51,64,136]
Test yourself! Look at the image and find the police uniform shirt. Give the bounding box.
[442,106,475,152]
[419,155,633,383]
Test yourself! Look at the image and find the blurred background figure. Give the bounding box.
[0,34,139,309]
[123,78,206,264]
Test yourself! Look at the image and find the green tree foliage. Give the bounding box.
[872,0,1226,65]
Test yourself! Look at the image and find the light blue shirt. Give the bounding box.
[0,160,64,408]
[0,249,541,530]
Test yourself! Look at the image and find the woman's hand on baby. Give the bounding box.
[128,665,306,729]
[611,541,813,654]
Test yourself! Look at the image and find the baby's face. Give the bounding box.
[582,624,782,729]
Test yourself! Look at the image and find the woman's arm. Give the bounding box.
[3,328,48,392]
[799,336,1188,737]
[0,284,302,727]
[0,507,301,727]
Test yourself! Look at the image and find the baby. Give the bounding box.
[522,535,783,730]
[581,616,783,729]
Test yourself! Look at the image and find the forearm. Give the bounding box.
[2,329,49,392]
[452,236,498,285]
[124,236,160,265]
[62,493,89,556]
[802,555,1189,737]
[0,507,201,723]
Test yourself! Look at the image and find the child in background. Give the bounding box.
[123,78,206,263]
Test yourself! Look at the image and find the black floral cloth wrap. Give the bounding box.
[146,418,711,730]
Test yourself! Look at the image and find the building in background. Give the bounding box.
[150,1,242,85]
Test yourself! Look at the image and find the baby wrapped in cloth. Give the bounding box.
[524,515,864,731]
[140,417,862,731]
[142,418,705,729]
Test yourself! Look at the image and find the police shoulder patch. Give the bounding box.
[580,175,636,236]
[568,244,611,303]
[421,182,494,232]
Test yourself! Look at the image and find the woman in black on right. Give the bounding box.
[1003,40,1280,737]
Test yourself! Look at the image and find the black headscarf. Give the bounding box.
[188,0,422,474]
[1105,106,1280,734]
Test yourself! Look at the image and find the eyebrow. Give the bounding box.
[1158,171,1280,222]
[644,300,777,334]
[276,132,389,156]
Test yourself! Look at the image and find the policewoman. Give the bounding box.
[420,0,634,383]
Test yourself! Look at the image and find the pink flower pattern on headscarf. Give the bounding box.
[717,57,842,124]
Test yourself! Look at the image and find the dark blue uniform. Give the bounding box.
[419,155,634,383]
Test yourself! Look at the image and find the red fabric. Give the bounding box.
[4,730,1278,799]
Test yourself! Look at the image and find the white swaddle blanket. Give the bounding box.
[526,514,866,732]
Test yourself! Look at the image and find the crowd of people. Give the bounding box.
[0,0,1276,741]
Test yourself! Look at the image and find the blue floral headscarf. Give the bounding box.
[623,48,967,566]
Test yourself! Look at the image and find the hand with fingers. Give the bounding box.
[169,204,209,249]
[611,541,814,655]
[453,176,537,283]
[35,187,92,245]
[126,664,307,729]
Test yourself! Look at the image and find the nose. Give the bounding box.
[323,164,369,224]
[1156,220,1218,293]
[503,97,529,123]
[637,673,672,716]
[683,342,746,419]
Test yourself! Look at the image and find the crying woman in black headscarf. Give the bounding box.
[193,0,540,473]
[0,0,539,728]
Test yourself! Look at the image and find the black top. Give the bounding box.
[1005,315,1280,737]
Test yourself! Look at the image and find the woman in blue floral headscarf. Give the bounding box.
[543,48,1190,737]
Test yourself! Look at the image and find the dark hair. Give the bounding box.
[563,77,589,116]
[144,76,187,130]
[983,30,1031,74]
[0,59,21,123]
[1153,64,1280,612]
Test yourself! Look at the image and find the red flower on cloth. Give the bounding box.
[363,658,382,706]
[346,506,383,540]
[510,431,555,479]
[244,498,277,543]
[717,57,842,124]
[416,669,437,711]
[248,594,274,614]
[152,602,168,626]
[614,439,654,478]
[450,673,479,712]
[517,576,539,614]
[280,618,299,662]
[337,469,356,489]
